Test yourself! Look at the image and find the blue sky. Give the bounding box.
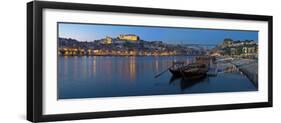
[58,22,258,44]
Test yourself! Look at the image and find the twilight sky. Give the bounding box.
[58,22,258,44]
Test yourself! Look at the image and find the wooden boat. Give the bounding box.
[169,62,208,79]
[195,56,211,60]
[169,62,188,77]
[169,68,182,77]
[180,63,208,80]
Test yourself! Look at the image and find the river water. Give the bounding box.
[58,56,257,99]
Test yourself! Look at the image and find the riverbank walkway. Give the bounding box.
[231,59,258,87]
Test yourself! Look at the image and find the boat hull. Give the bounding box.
[169,68,182,77]
[169,62,208,80]
[181,64,208,80]
[181,71,207,80]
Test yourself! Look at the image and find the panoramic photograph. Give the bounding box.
[57,22,259,99]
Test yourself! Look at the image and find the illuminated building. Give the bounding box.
[102,36,113,44]
[118,34,140,41]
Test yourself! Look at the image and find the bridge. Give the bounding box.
[183,43,217,46]
[182,43,218,49]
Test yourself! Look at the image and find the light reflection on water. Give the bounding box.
[58,56,257,99]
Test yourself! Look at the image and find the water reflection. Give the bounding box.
[58,56,257,99]
[129,56,136,81]
[92,56,96,76]
[169,74,205,90]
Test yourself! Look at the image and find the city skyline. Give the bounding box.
[58,22,258,44]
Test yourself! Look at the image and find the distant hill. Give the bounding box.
[58,37,206,56]
[58,38,80,47]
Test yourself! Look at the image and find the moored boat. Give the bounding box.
[169,62,208,80]
[169,61,188,77]
[169,68,182,77]
[180,63,208,80]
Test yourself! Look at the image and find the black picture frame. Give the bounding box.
[27,1,273,122]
